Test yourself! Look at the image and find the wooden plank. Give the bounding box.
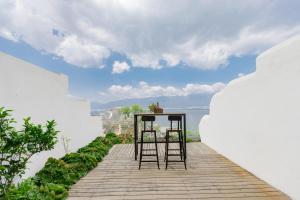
[68,143,289,199]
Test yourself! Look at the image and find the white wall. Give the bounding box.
[0,52,103,178]
[199,35,300,199]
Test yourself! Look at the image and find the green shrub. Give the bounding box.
[0,107,58,197]
[77,137,111,159]
[5,179,44,200]
[78,146,107,161]
[6,134,122,199]
[5,179,68,200]
[82,136,113,149]
[34,158,77,187]
[39,183,68,200]
[105,132,121,144]
[98,136,114,147]
[61,153,97,176]
[118,132,133,144]
[186,138,193,143]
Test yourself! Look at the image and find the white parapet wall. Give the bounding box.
[0,52,103,179]
[199,35,300,199]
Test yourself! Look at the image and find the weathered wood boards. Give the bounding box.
[68,143,289,200]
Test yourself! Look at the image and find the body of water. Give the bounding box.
[153,108,209,139]
[99,107,209,140]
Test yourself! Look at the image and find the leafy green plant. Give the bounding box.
[148,103,156,113]
[98,136,113,147]
[119,105,144,119]
[118,132,133,144]
[34,158,77,187]
[130,104,143,114]
[103,104,145,144]
[34,134,120,193]
[5,179,43,200]
[148,102,163,113]
[186,130,201,142]
[78,146,106,161]
[39,183,68,200]
[186,138,193,143]
[62,153,98,176]
[78,137,111,161]
[0,107,58,197]
[5,179,67,200]
[4,129,121,199]
[119,106,131,119]
[105,132,121,144]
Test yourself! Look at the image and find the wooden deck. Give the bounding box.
[68,143,289,200]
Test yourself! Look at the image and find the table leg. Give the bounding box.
[134,114,138,160]
[183,114,187,161]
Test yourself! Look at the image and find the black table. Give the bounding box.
[133,113,187,162]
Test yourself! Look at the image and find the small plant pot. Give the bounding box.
[154,108,163,113]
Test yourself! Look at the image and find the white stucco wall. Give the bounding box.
[199,35,300,199]
[0,52,103,178]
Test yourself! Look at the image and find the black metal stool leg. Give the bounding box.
[178,131,183,161]
[154,131,160,169]
[164,133,167,162]
[184,155,187,170]
[165,131,169,170]
[164,145,166,162]
[139,132,144,170]
[183,137,187,170]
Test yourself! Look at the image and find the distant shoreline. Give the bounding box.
[92,107,209,112]
[164,107,209,110]
[91,107,209,116]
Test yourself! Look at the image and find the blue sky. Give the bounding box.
[1,1,300,103]
[0,36,255,102]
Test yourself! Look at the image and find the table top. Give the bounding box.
[134,113,186,116]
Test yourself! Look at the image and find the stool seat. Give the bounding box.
[166,128,182,132]
[142,130,157,133]
[141,115,155,121]
[168,115,182,121]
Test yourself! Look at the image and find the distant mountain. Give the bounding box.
[91,93,213,111]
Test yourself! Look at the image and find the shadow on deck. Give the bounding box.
[68,143,289,200]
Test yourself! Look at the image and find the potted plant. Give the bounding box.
[148,102,163,113]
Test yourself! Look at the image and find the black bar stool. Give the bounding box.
[139,115,160,169]
[165,115,186,169]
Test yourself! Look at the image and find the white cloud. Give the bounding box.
[238,73,245,77]
[0,27,18,42]
[182,83,225,96]
[112,61,130,74]
[99,81,226,101]
[1,1,300,69]
[55,35,110,68]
